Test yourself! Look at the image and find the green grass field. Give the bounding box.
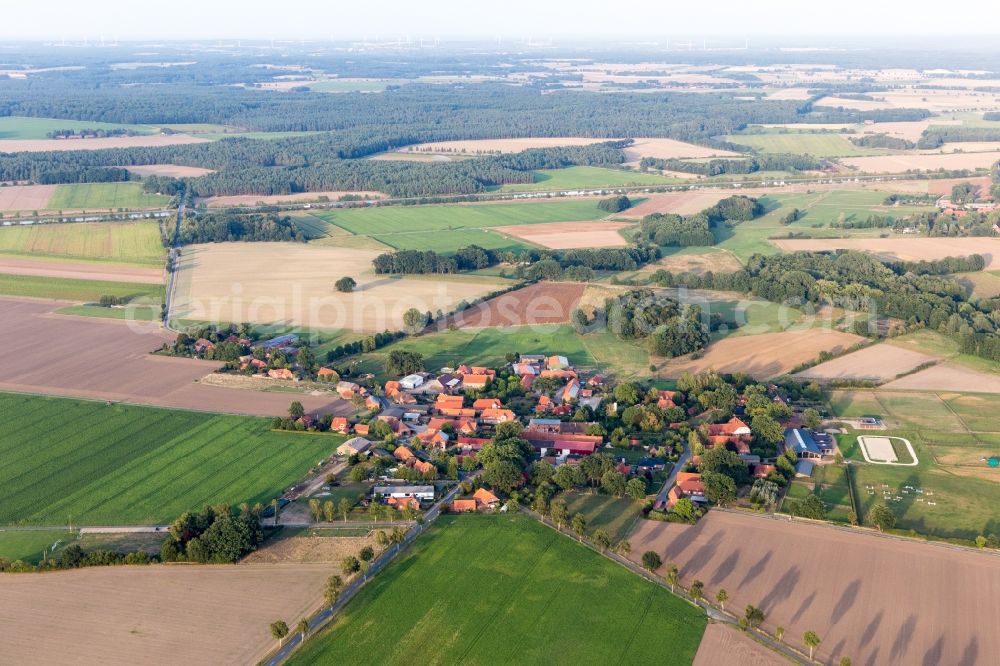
[714,190,935,262]
[0,221,165,265]
[54,302,161,320]
[498,166,680,192]
[0,274,162,302]
[48,183,170,210]
[559,490,644,543]
[288,515,706,666]
[781,464,854,524]
[724,132,889,157]
[0,116,155,140]
[0,530,76,564]
[0,393,345,525]
[320,200,608,235]
[829,389,1000,541]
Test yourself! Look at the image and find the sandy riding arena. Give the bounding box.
[770,237,1000,269]
[441,282,586,329]
[629,510,1000,666]
[858,435,918,465]
[172,242,506,332]
[0,563,329,666]
[496,221,632,249]
[660,329,863,379]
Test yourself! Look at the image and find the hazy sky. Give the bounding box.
[3,0,998,40]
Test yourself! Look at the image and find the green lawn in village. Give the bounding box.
[0,393,345,525]
[288,515,706,666]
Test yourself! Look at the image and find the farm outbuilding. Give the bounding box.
[400,374,425,390]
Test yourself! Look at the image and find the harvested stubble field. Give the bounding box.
[443,281,585,328]
[0,183,56,211]
[496,220,632,249]
[0,220,165,265]
[126,164,215,178]
[0,255,163,283]
[726,132,885,157]
[196,190,385,207]
[692,623,786,666]
[623,137,740,163]
[288,515,706,666]
[881,363,1000,393]
[0,133,209,152]
[629,510,1000,666]
[0,392,346,525]
[0,297,350,416]
[795,343,937,383]
[172,243,506,332]
[639,248,743,275]
[621,190,750,217]
[660,328,863,379]
[841,151,1000,173]
[242,532,375,565]
[395,137,610,154]
[770,237,1000,269]
[0,563,330,665]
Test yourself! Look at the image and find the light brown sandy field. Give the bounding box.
[841,151,1000,173]
[0,297,350,416]
[819,89,1000,114]
[795,344,937,382]
[622,138,740,163]
[660,328,863,379]
[640,250,743,275]
[927,176,993,196]
[196,191,386,207]
[770,237,1000,269]
[126,164,216,178]
[629,511,1000,666]
[0,184,56,211]
[764,88,815,101]
[242,534,375,565]
[0,255,163,283]
[957,270,1000,298]
[496,220,632,249]
[397,137,608,154]
[0,563,329,666]
[172,242,505,332]
[692,622,786,666]
[0,134,209,153]
[622,191,735,217]
[881,363,1000,393]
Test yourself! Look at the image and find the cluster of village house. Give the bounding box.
[314,354,838,515]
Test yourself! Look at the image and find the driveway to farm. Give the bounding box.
[656,447,692,506]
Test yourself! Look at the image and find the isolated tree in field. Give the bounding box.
[775,625,785,642]
[592,529,611,552]
[744,605,765,630]
[402,307,427,332]
[550,499,569,529]
[867,504,896,532]
[804,630,822,661]
[323,500,335,523]
[341,555,360,574]
[308,499,322,522]
[665,564,680,593]
[839,658,852,666]
[296,619,310,641]
[716,588,729,611]
[359,545,375,562]
[616,539,632,556]
[338,498,352,522]
[689,579,704,603]
[288,401,305,419]
[270,620,289,648]
[571,513,587,541]
[375,530,389,550]
[335,276,357,293]
[641,550,662,572]
[324,574,343,610]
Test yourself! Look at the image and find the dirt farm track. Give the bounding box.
[630,511,1000,665]
[0,563,329,665]
[0,297,350,417]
